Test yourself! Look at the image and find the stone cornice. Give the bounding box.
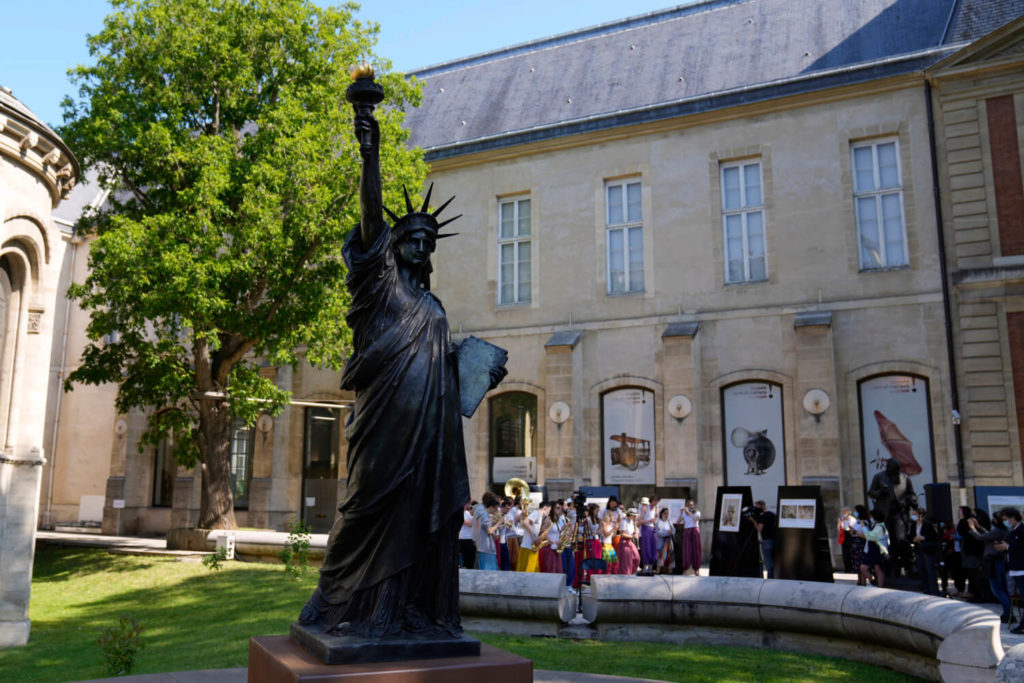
[0,96,79,207]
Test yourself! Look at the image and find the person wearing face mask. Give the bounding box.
[995,508,1024,634]
[848,505,868,583]
[909,506,938,595]
[968,510,1013,624]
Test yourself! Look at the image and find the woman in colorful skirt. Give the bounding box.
[655,506,676,573]
[600,508,619,574]
[677,499,702,575]
[616,508,642,575]
[638,496,659,573]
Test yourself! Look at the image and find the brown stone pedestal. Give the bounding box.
[249,635,532,683]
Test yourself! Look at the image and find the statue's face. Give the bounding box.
[396,229,435,267]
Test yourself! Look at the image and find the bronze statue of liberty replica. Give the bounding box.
[294,66,505,658]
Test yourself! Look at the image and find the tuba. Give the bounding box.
[505,477,531,506]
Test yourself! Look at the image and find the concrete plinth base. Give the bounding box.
[249,636,531,683]
[0,619,30,648]
[289,622,481,664]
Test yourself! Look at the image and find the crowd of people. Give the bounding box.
[838,502,1024,631]
[458,493,708,592]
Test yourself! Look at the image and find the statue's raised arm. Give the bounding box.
[346,63,386,249]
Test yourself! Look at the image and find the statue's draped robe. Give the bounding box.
[311,225,468,636]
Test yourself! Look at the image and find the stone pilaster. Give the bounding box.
[0,449,44,647]
[543,330,582,489]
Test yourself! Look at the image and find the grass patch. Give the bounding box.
[1,546,922,682]
[3,545,317,682]
[475,635,921,683]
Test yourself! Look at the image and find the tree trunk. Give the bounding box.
[197,398,238,530]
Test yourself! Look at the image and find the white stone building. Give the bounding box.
[0,86,78,647]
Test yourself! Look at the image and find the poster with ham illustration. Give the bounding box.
[859,375,935,492]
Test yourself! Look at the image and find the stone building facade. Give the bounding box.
[927,14,1024,492]
[40,0,1024,547]
[0,86,78,647]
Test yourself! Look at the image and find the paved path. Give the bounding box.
[43,530,1024,680]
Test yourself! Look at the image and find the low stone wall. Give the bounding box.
[203,529,329,562]
[582,575,1002,682]
[458,569,574,637]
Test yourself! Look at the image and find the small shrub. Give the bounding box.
[278,518,312,579]
[202,546,228,570]
[97,615,144,676]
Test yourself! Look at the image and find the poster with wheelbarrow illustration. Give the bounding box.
[858,374,935,494]
[602,387,656,485]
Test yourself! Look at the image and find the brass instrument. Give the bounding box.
[489,511,514,531]
[504,477,531,504]
[554,515,578,552]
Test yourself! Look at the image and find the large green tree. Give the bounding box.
[61,0,426,529]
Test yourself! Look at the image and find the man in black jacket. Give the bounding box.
[1001,508,1024,634]
[910,506,939,595]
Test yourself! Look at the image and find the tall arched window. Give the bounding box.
[489,392,537,484]
[858,374,934,493]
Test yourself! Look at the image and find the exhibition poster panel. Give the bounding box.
[859,375,935,492]
[722,382,786,507]
[603,388,656,485]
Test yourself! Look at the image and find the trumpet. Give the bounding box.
[490,511,514,531]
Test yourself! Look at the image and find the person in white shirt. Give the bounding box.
[504,497,521,570]
[638,496,659,573]
[617,508,641,574]
[540,501,564,574]
[677,499,702,575]
[458,499,475,569]
[654,506,676,574]
[516,499,549,572]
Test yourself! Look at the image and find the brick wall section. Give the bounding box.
[985,95,1024,256]
[1008,312,1024,474]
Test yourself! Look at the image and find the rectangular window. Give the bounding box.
[498,197,531,305]
[152,439,175,507]
[230,417,254,509]
[721,160,766,283]
[606,180,643,294]
[852,139,907,269]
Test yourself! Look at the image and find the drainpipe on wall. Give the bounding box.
[925,80,965,488]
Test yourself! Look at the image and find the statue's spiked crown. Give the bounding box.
[387,184,460,243]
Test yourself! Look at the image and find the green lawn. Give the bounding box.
[0,546,921,682]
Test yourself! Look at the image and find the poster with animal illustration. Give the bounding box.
[722,382,785,508]
[602,387,656,485]
[859,374,935,494]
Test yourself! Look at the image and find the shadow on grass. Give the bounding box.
[32,545,157,582]
[9,551,316,681]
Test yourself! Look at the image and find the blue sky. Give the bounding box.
[0,0,691,130]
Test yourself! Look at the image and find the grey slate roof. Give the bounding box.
[946,0,1024,43]
[405,0,1022,160]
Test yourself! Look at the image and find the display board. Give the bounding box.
[974,486,1024,518]
[858,375,935,494]
[602,388,656,485]
[773,485,834,583]
[709,486,761,578]
[722,382,786,507]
